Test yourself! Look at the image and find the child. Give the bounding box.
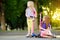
[39,15,56,38]
[25,1,37,37]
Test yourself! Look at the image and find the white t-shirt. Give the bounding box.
[25,8,36,18]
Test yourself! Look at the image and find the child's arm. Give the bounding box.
[39,25,46,30]
[47,25,51,30]
[25,8,30,18]
[33,8,37,18]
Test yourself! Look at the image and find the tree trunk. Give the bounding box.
[33,0,38,31]
[0,1,6,31]
[1,12,6,31]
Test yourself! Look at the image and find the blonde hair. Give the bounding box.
[43,15,50,23]
[27,1,34,7]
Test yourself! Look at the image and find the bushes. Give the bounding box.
[51,20,60,30]
[3,0,28,30]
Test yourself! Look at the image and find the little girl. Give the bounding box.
[25,1,37,37]
[39,15,56,38]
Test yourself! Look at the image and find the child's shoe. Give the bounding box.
[26,34,30,37]
[31,33,37,37]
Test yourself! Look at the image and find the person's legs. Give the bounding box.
[31,20,34,34]
[48,30,56,38]
[48,30,52,35]
[40,30,56,38]
[40,30,50,37]
[31,19,37,37]
[26,18,31,36]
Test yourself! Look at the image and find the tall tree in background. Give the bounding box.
[0,0,6,31]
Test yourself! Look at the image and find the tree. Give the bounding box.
[0,0,6,31]
[3,0,28,30]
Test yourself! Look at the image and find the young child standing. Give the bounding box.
[25,1,37,37]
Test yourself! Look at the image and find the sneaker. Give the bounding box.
[26,34,30,37]
[31,33,37,37]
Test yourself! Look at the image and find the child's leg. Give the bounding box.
[30,19,37,37]
[48,30,52,35]
[31,20,34,34]
[26,18,32,36]
[40,30,55,38]
[47,31,56,38]
[40,30,49,37]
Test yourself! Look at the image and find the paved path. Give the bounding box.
[0,30,60,36]
[0,35,60,40]
[0,30,60,40]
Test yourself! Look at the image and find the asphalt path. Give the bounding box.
[0,35,60,40]
[0,30,60,40]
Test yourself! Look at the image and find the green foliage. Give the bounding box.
[38,0,60,28]
[38,0,51,7]
[3,0,28,28]
[3,0,60,30]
